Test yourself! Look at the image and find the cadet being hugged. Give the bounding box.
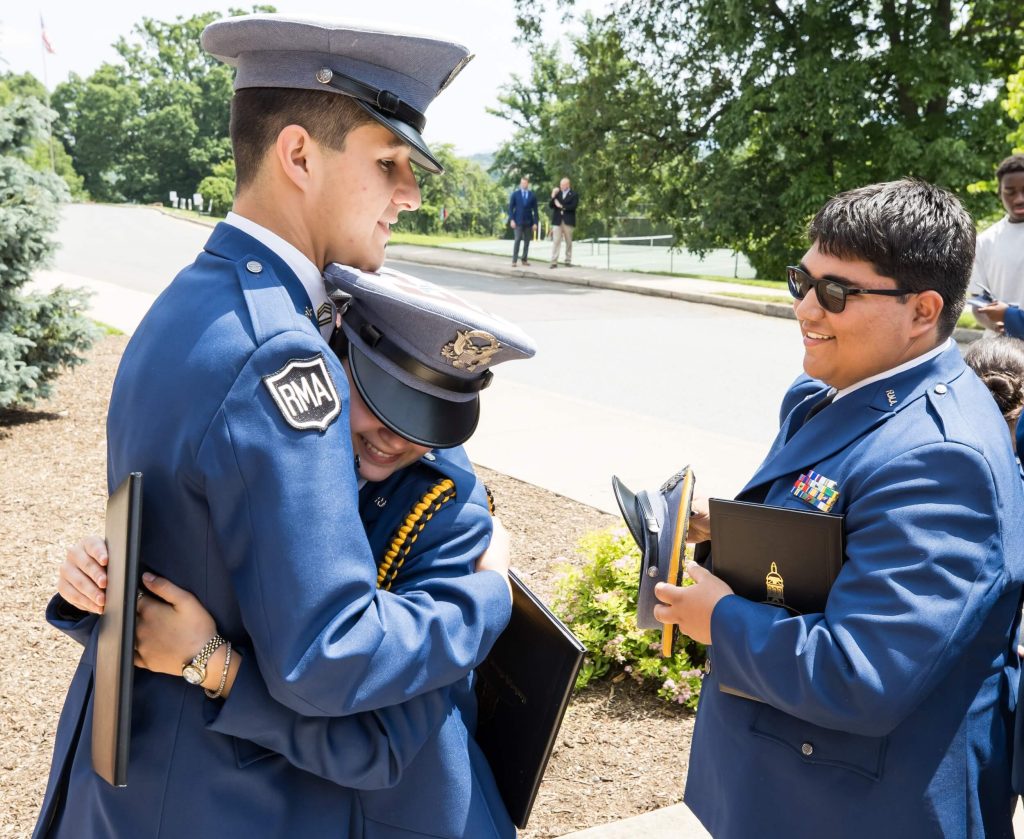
[653,179,1024,838]
[34,14,519,839]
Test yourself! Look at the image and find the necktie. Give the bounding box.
[803,389,836,425]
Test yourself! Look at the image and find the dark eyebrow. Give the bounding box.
[798,262,863,289]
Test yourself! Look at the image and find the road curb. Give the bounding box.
[144,211,986,342]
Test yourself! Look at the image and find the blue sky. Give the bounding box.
[1,1,608,155]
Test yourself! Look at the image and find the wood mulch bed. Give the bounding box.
[0,335,692,838]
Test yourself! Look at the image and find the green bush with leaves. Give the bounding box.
[553,527,707,709]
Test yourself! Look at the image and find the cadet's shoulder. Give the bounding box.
[408,447,488,510]
[930,369,1009,449]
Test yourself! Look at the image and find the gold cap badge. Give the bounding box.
[441,329,502,372]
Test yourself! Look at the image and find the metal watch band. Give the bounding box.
[182,634,226,684]
[204,641,232,700]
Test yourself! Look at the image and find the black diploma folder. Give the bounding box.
[474,570,585,829]
[92,472,143,787]
[708,498,844,616]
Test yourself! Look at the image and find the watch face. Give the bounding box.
[182,665,204,685]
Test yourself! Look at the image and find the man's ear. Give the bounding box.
[272,125,317,192]
[909,289,944,337]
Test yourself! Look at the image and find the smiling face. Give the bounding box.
[344,360,431,482]
[999,170,1024,223]
[794,243,928,390]
[310,122,422,271]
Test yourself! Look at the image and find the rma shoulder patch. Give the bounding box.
[263,355,341,431]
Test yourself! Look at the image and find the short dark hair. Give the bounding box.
[231,88,376,190]
[807,179,974,340]
[963,337,1024,425]
[996,154,1024,184]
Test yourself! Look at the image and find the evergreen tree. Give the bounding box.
[0,95,95,409]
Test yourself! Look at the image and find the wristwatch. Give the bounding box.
[182,634,227,686]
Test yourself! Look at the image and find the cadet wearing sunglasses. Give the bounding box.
[652,179,1024,839]
[786,264,915,314]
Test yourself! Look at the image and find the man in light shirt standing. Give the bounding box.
[968,154,1024,335]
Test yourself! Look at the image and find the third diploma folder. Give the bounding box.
[474,570,585,829]
[708,498,844,616]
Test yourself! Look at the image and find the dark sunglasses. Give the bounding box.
[786,266,912,314]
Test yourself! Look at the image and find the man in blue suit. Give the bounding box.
[508,176,538,266]
[34,14,517,839]
[653,179,1024,838]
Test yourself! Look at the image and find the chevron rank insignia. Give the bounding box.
[316,301,333,329]
[791,469,840,513]
[263,355,341,431]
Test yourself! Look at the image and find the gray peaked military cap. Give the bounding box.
[201,14,473,174]
[323,264,536,448]
[611,467,695,630]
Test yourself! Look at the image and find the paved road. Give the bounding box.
[46,203,803,511]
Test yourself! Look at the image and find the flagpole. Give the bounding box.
[39,16,56,173]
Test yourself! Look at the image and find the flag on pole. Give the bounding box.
[40,16,56,55]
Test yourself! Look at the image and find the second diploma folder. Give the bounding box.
[474,570,585,829]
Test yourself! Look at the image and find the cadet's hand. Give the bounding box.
[476,516,512,597]
[686,496,711,544]
[510,220,517,229]
[975,302,1008,333]
[57,535,108,614]
[135,573,217,676]
[652,562,733,645]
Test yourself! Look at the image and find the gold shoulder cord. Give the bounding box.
[377,478,457,590]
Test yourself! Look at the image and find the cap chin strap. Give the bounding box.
[315,67,427,133]
[343,307,492,394]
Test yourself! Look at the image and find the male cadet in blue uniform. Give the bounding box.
[651,179,1024,838]
[53,265,535,838]
[33,14,516,839]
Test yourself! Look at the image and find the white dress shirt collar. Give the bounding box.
[833,338,952,402]
[224,212,333,339]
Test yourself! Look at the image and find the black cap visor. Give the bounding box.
[348,342,479,448]
[611,476,645,550]
[352,100,443,175]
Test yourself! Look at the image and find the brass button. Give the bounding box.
[801,742,814,757]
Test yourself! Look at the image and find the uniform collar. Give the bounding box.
[741,342,966,498]
[833,338,951,402]
[225,212,333,339]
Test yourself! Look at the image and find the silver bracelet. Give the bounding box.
[204,641,232,700]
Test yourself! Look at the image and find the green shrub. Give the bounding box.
[197,174,234,217]
[553,527,707,709]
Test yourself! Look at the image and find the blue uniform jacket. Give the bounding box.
[1000,305,1024,339]
[507,189,538,227]
[34,223,511,838]
[686,344,1024,838]
[194,448,515,838]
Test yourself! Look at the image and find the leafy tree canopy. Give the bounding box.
[52,6,272,204]
[396,145,508,236]
[510,0,1024,279]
